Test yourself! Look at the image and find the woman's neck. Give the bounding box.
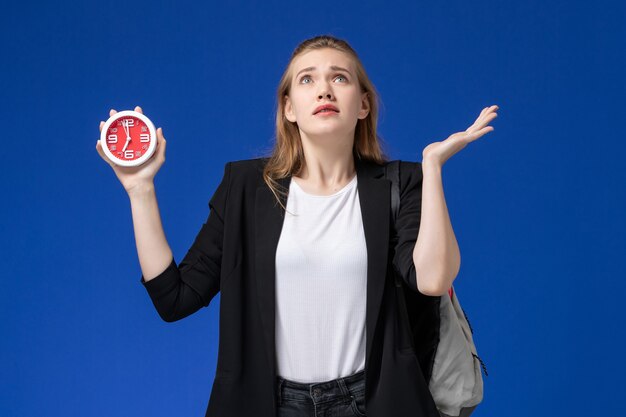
[294,148,356,196]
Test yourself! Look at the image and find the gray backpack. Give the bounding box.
[385,160,487,417]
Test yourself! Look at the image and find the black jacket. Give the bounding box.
[140,157,441,417]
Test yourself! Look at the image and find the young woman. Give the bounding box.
[96,35,498,417]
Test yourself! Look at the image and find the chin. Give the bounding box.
[301,123,348,137]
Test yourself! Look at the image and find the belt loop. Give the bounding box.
[337,377,352,400]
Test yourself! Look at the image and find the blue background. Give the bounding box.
[2,0,624,416]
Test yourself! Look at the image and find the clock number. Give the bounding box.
[107,134,118,143]
[140,133,150,142]
[125,119,135,127]
[124,150,134,159]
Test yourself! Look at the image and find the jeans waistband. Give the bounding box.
[276,369,365,406]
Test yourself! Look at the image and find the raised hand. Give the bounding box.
[422,105,498,167]
[96,106,167,196]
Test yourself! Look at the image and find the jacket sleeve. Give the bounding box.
[391,160,424,294]
[139,162,231,322]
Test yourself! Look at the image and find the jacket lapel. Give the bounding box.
[254,158,389,379]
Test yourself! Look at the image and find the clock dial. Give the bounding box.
[105,116,150,161]
[100,110,157,167]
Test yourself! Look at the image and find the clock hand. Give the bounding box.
[124,119,131,140]
[121,136,131,152]
[121,120,132,153]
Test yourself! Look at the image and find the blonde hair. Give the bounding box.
[262,34,389,209]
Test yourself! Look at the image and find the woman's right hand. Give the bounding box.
[96,106,167,195]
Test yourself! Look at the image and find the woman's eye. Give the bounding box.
[299,74,348,84]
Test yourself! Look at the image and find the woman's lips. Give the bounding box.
[314,109,339,116]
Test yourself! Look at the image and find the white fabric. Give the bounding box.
[274,175,367,383]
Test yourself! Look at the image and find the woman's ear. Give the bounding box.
[284,95,296,123]
[358,92,370,120]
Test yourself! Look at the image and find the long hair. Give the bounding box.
[263,34,389,210]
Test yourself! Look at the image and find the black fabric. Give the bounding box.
[385,160,442,385]
[140,157,441,417]
[386,161,485,417]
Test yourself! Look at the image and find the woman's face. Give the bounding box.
[284,48,369,141]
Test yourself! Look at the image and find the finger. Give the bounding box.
[157,128,166,158]
[99,121,104,132]
[481,105,499,120]
[472,109,488,127]
[157,127,166,146]
[109,108,117,117]
[95,140,110,163]
[479,106,495,121]
[476,126,494,137]
[472,126,494,138]
[478,105,498,121]
[484,112,498,125]
[463,126,493,143]
[471,111,497,131]
[135,106,143,114]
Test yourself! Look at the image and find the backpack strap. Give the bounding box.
[385,160,402,290]
[386,160,401,226]
[384,159,488,404]
[384,159,440,383]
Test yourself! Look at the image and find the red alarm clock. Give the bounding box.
[99,110,157,167]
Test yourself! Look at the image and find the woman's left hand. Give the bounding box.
[422,105,499,166]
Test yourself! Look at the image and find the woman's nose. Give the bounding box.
[318,91,333,100]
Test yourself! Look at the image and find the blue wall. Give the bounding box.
[1,0,624,415]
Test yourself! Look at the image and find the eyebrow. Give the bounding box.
[295,65,352,79]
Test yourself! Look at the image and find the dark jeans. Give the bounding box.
[276,369,366,417]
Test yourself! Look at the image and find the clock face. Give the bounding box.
[100,110,157,167]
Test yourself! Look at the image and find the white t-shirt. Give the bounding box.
[274,175,368,383]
